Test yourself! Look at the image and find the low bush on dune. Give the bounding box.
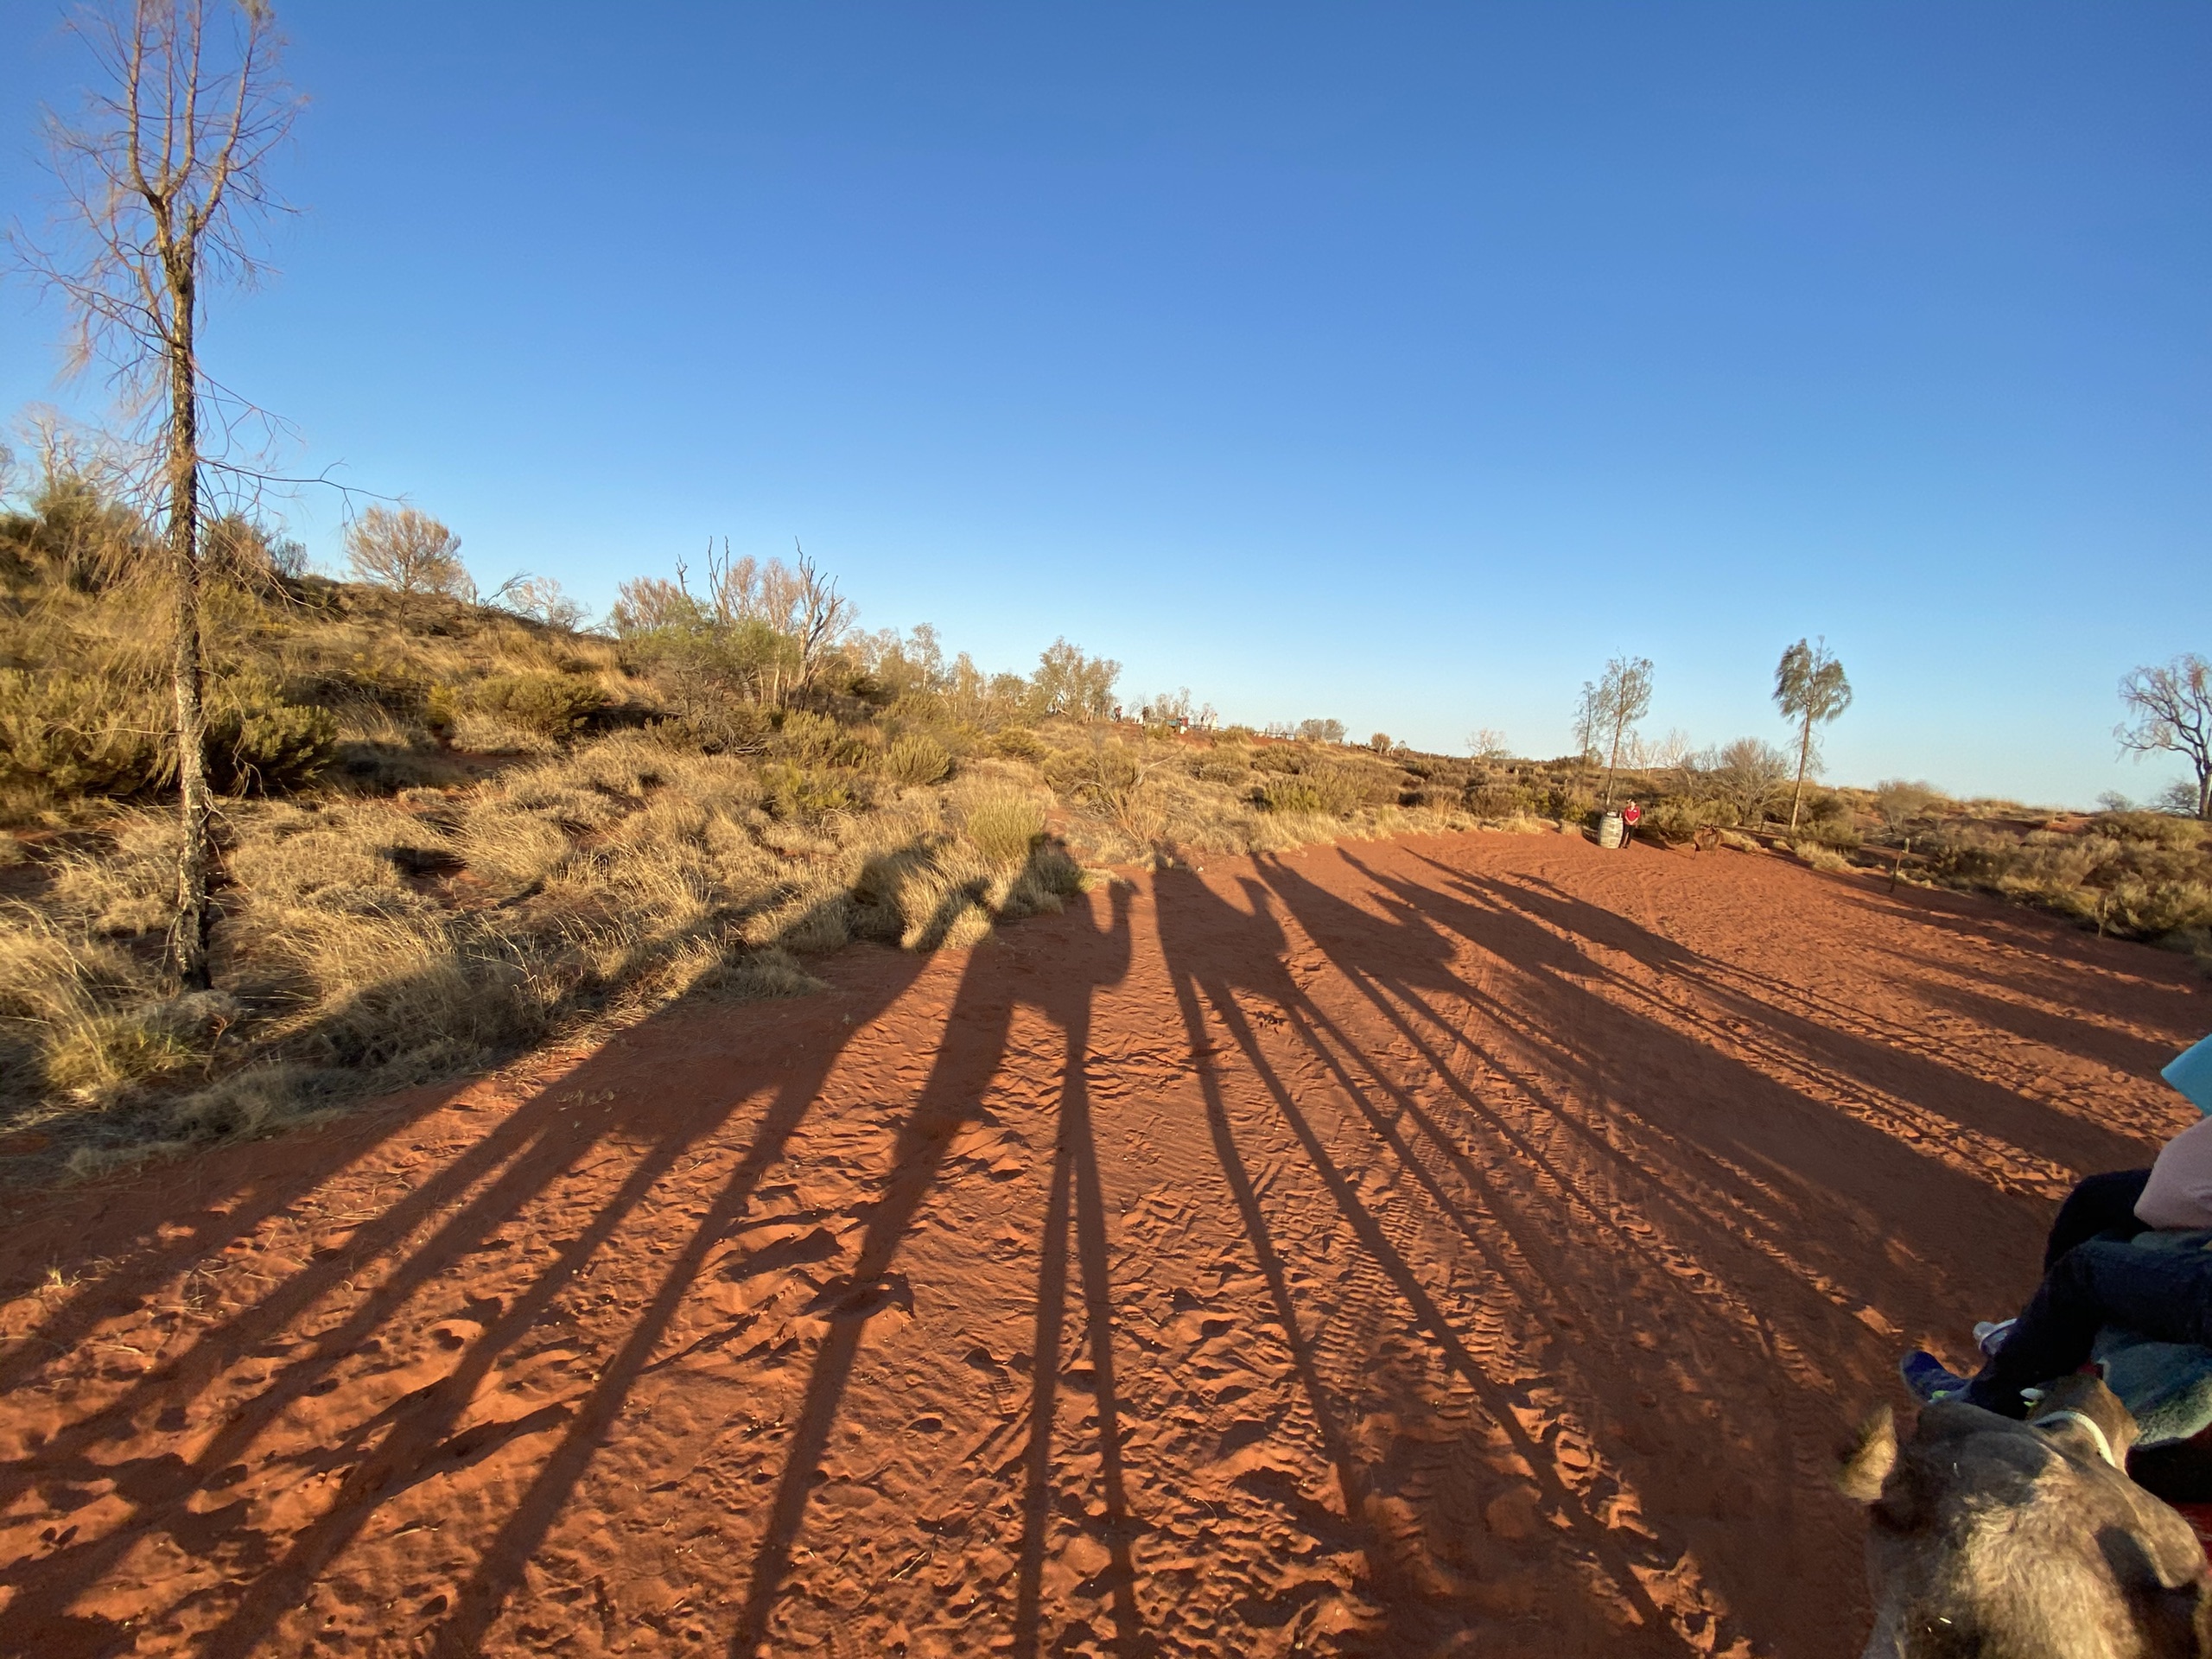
[470,671,610,740]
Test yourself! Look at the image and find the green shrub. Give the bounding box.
[1467,780,1541,819]
[963,792,1046,864]
[646,702,771,756]
[472,672,608,740]
[776,709,841,760]
[0,670,168,798]
[1640,798,1726,842]
[884,734,953,786]
[762,761,853,822]
[1260,774,1329,816]
[992,725,1045,761]
[2099,811,2206,850]
[207,673,339,792]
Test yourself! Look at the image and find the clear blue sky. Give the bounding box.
[3,3,2206,805]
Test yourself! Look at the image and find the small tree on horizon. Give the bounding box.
[1569,682,1600,785]
[2117,653,2212,820]
[1467,728,1511,763]
[1713,737,1790,826]
[346,505,469,619]
[1774,637,1853,830]
[1873,778,1943,833]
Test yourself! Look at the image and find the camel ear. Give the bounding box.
[1836,1407,1898,1502]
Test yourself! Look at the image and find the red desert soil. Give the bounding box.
[0,832,2204,1659]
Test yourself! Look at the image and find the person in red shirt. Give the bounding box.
[1619,801,1641,848]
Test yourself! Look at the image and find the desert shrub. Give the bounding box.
[963,791,1046,864]
[1874,779,1944,831]
[1260,775,1325,815]
[1045,741,1137,800]
[884,733,953,786]
[2102,880,2212,938]
[0,667,334,802]
[2098,811,2207,850]
[1400,784,1461,810]
[776,709,842,761]
[207,673,340,792]
[851,830,1083,952]
[1793,842,1853,873]
[1807,817,1861,852]
[647,702,771,756]
[1259,760,1372,817]
[992,726,1046,761]
[1544,782,1597,821]
[306,651,436,718]
[0,670,168,798]
[774,709,878,769]
[761,761,854,822]
[471,672,608,740]
[1467,780,1541,819]
[1642,798,1728,842]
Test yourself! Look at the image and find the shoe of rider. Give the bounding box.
[1901,1349,1972,1403]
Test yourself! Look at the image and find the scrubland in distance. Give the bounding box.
[1582,748,2212,963]
[2,479,1540,1173]
[7,462,2207,1179]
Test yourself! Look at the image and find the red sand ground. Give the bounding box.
[0,831,2204,1659]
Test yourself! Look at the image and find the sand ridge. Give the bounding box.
[0,831,2202,1657]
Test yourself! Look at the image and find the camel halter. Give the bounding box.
[2035,1408,2120,1469]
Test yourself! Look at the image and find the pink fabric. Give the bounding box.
[2136,1113,2212,1230]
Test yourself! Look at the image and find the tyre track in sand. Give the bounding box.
[0,830,2203,1658]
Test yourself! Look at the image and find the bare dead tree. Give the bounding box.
[12,0,300,990]
[2118,653,2212,820]
[789,541,853,694]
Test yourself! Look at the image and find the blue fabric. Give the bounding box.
[2167,1032,2212,1117]
[2092,1229,2212,1446]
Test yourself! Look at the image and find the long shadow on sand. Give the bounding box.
[0,925,933,1659]
[727,885,1140,1659]
[1142,836,2149,1656]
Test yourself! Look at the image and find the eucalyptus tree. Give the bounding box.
[1774,638,1853,830]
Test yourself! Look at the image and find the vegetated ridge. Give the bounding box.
[2,468,2207,1180]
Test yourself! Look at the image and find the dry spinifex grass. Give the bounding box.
[0,724,1502,1177]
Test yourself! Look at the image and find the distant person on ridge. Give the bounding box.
[1903,1031,2212,1414]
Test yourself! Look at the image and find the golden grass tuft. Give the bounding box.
[962,790,1046,865]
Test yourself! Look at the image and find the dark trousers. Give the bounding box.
[1967,1239,2212,1417]
[2044,1167,2152,1272]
